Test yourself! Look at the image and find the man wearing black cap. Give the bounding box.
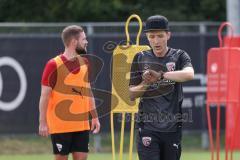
[129,15,194,160]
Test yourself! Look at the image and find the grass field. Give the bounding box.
[1,133,239,160]
[0,151,240,160]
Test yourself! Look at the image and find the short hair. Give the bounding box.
[61,25,84,47]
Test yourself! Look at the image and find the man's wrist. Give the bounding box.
[39,119,47,124]
[90,110,98,119]
[158,71,165,80]
[142,81,150,88]
[92,117,99,120]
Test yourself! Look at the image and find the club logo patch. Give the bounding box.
[142,137,152,147]
[166,62,176,71]
[56,143,63,152]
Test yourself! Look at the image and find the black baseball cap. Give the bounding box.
[144,15,169,32]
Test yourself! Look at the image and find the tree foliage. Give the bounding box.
[0,0,226,22]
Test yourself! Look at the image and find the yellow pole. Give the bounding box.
[125,14,143,46]
[111,14,143,160]
[129,112,135,160]
[111,112,116,160]
[119,112,126,160]
[125,14,143,160]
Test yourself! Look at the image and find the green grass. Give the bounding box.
[0,133,239,160]
[0,151,240,160]
[0,132,221,154]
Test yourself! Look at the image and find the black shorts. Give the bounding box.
[137,128,182,160]
[51,130,89,155]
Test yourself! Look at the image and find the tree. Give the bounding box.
[0,0,226,22]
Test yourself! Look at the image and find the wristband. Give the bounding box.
[158,71,165,80]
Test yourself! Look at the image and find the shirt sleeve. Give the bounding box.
[41,59,57,88]
[179,51,193,69]
[129,53,142,86]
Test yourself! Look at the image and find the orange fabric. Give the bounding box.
[47,55,91,134]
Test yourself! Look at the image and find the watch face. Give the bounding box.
[140,56,175,98]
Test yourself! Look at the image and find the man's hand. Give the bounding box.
[91,118,100,134]
[39,121,49,137]
[142,69,164,84]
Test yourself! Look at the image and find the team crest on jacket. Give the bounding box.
[142,137,152,147]
[166,62,176,71]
